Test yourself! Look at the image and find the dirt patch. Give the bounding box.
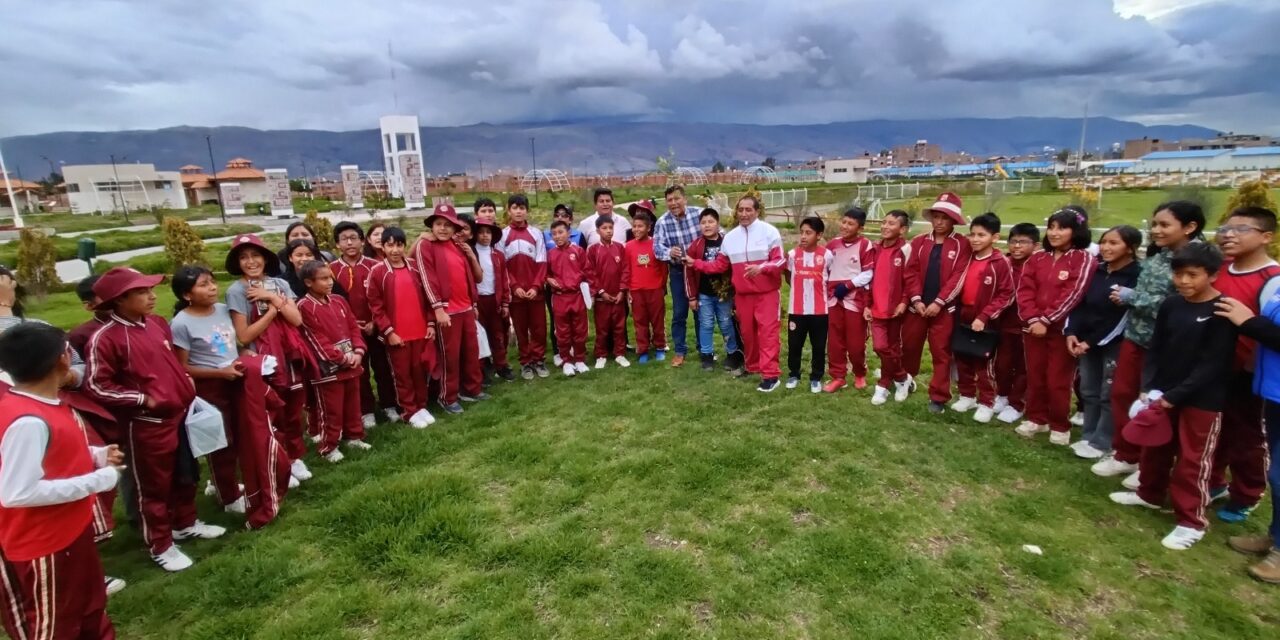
[691,601,714,627]
[791,509,816,526]
[940,485,971,512]
[645,531,690,551]
[911,533,970,560]
[805,473,829,493]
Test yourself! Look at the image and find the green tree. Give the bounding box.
[1223,179,1278,220]
[762,157,777,169]
[711,160,726,173]
[16,228,60,297]
[1055,149,1070,163]
[655,147,678,177]
[162,216,205,268]
[304,211,335,253]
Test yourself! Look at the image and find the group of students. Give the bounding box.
[5,188,1280,638]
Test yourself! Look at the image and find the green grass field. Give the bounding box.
[23,279,1280,639]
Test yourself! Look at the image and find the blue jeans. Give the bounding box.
[697,293,739,356]
[1266,401,1280,546]
[670,267,695,355]
[1078,340,1119,451]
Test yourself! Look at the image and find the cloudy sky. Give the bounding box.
[2,0,1277,136]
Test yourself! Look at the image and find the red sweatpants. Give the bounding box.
[552,296,588,363]
[442,309,484,404]
[1137,406,1223,529]
[195,378,243,507]
[359,336,398,415]
[510,298,547,365]
[827,304,868,381]
[901,309,955,403]
[124,415,196,555]
[1209,372,1267,507]
[72,412,117,541]
[387,338,430,417]
[1109,339,1146,463]
[735,289,782,379]
[994,331,1027,411]
[313,376,364,454]
[236,355,291,529]
[477,294,510,370]
[593,299,626,358]
[1023,329,1076,433]
[631,288,667,353]
[956,354,997,406]
[871,316,907,390]
[273,383,307,461]
[0,526,114,640]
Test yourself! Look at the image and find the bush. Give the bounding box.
[304,211,335,253]
[162,217,205,268]
[0,223,262,266]
[1223,179,1278,221]
[16,228,61,297]
[1164,185,1212,215]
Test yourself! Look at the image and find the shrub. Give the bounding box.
[1164,185,1212,215]
[304,211,334,253]
[1223,179,1280,257]
[16,228,61,297]
[162,217,205,268]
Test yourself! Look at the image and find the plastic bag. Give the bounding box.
[185,396,228,457]
[476,319,492,359]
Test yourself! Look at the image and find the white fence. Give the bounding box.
[984,179,1044,194]
[857,182,921,201]
[712,188,809,212]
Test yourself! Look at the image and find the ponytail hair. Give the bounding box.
[171,265,213,314]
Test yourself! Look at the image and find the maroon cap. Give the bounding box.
[92,267,163,309]
[1123,404,1173,448]
[925,191,965,225]
[225,233,281,276]
[425,203,462,230]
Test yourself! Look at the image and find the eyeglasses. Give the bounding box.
[1215,224,1264,236]
[1007,239,1035,245]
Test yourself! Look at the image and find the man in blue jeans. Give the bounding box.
[654,185,703,367]
[683,208,744,373]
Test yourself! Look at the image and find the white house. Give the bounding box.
[821,158,871,184]
[63,163,187,214]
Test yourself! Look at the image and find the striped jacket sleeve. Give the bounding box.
[84,326,146,409]
[979,256,1016,323]
[937,236,972,307]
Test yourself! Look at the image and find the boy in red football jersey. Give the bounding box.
[824,207,875,392]
[624,203,668,363]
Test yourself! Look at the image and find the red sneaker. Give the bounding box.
[853,375,868,389]
[822,379,847,393]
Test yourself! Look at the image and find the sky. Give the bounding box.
[2,0,1277,136]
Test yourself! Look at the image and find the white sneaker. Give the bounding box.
[324,449,345,463]
[992,396,1009,413]
[288,475,300,489]
[785,376,800,389]
[893,380,910,402]
[1109,491,1160,509]
[408,408,435,429]
[996,406,1023,424]
[871,386,890,405]
[1070,412,1085,427]
[203,480,218,497]
[224,495,247,515]
[290,459,313,482]
[950,396,977,412]
[574,361,589,374]
[383,408,401,423]
[104,576,127,596]
[553,354,565,367]
[173,520,226,541]
[1091,455,1139,477]
[973,406,994,423]
[563,363,576,377]
[1161,525,1205,551]
[595,357,607,369]
[344,439,373,450]
[615,356,631,368]
[1073,442,1107,460]
[362,413,376,429]
[1014,421,1049,438]
[906,376,918,393]
[1049,430,1071,446]
[309,432,323,444]
[1122,470,1141,491]
[152,545,193,572]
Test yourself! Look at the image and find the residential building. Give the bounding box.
[821,157,871,184]
[0,173,42,218]
[214,158,269,203]
[178,165,219,206]
[1123,133,1278,159]
[62,163,187,214]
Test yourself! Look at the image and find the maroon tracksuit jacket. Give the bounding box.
[588,241,627,359]
[476,245,512,369]
[1018,248,1095,432]
[68,316,108,360]
[367,259,435,416]
[902,231,972,403]
[955,251,1016,406]
[414,240,483,402]
[548,243,589,363]
[996,252,1034,411]
[867,237,912,390]
[299,293,367,453]
[331,254,397,415]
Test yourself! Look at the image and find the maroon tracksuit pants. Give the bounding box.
[195,378,244,507]
[1024,328,1076,433]
[124,415,196,555]
[1138,406,1224,529]
[593,299,627,358]
[509,298,547,366]
[902,309,955,403]
[1209,372,1267,507]
[736,289,782,379]
[631,288,667,354]
[274,382,307,462]
[236,355,291,529]
[388,338,431,417]
[1109,339,1146,463]
[442,309,484,404]
[827,304,868,382]
[0,527,114,640]
[995,330,1027,411]
[313,376,364,454]
[955,309,997,406]
[871,316,908,390]
[477,294,510,370]
[359,336,398,416]
[552,295,588,363]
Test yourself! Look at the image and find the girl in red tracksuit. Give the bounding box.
[297,261,370,462]
[866,210,913,404]
[588,217,629,367]
[414,206,485,414]
[903,193,972,411]
[951,214,1015,421]
[1016,209,1095,444]
[366,227,437,429]
[495,195,549,378]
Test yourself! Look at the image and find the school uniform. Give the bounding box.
[547,243,590,364]
[787,246,834,382]
[692,219,786,378]
[413,239,484,405]
[1137,295,1237,530]
[474,244,512,371]
[172,304,243,508]
[902,231,972,403]
[367,259,433,419]
[0,390,118,640]
[824,235,874,383]
[624,236,669,354]
[867,237,912,390]
[299,293,367,454]
[996,253,1033,413]
[331,255,398,418]
[68,316,109,362]
[1017,248,1094,432]
[588,240,628,359]
[230,353,291,529]
[1064,260,1141,451]
[84,313,197,557]
[496,223,549,367]
[954,251,1015,407]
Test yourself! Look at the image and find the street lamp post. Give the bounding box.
[206,135,226,223]
[109,154,131,223]
[0,144,22,229]
[530,137,538,206]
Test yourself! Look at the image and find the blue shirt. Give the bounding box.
[544,228,586,250]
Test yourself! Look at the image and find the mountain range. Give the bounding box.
[1,118,1219,179]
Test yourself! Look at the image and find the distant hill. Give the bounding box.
[1,118,1218,178]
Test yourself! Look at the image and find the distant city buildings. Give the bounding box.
[1123,133,1278,159]
[62,163,186,214]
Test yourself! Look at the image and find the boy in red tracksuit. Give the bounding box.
[495,194,549,379]
[588,216,629,369]
[414,204,486,415]
[625,204,668,363]
[84,267,222,572]
[366,227,437,429]
[0,323,121,640]
[472,208,515,381]
[866,210,913,405]
[903,192,972,413]
[298,261,370,462]
[995,223,1039,424]
[951,213,1015,423]
[824,207,876,393]
[331,221,398,426]
[547,220,591,376]
[69,275,109,358]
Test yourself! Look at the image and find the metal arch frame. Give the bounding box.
[520,168,570,193]
[358,171,389,195]
[672,166,708,185]
[745,166,777,182]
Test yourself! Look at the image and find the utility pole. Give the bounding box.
[109,154,130,223]
[530,137,538,206]
[206,135,226,223]
[300,158,312,200]
[0,144,22,228]
[1076,102,1089,175]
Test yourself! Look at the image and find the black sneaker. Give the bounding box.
[927,401,946,414]
[757,378,780,393]
[700,353,715,371]
[440,401,464,415]
[498,367,516,382]
[521,365,534,380]
[534,362,550,378]
[459,393,480,402]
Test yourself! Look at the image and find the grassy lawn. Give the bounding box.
[24,285,1280,639]
[18,205,227,233]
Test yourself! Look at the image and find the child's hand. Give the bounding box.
[923,302,942,318]
[546,277,561,290]
[744,264,763,278]
[681,255,695,267]
[1028,322,1047,337]
[219,364,244,380]
[893,302,907,318]
[500,305,510,319]
[387,333,404,347]
[911,301,926,315]
[425,325,436,341]
[863,308,872,322]
[689,298,699,311]
[1158,398,1173,410]
[105,444,125,467]
[434,308,451,329]
[1215,297,1255,326]
[143,395,157,410]
[971,319,985,333]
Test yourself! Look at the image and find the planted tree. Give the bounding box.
[1224,179,1280,257]
[16,228,60,297]
[162,216,206,268]
[304,210,335,253]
